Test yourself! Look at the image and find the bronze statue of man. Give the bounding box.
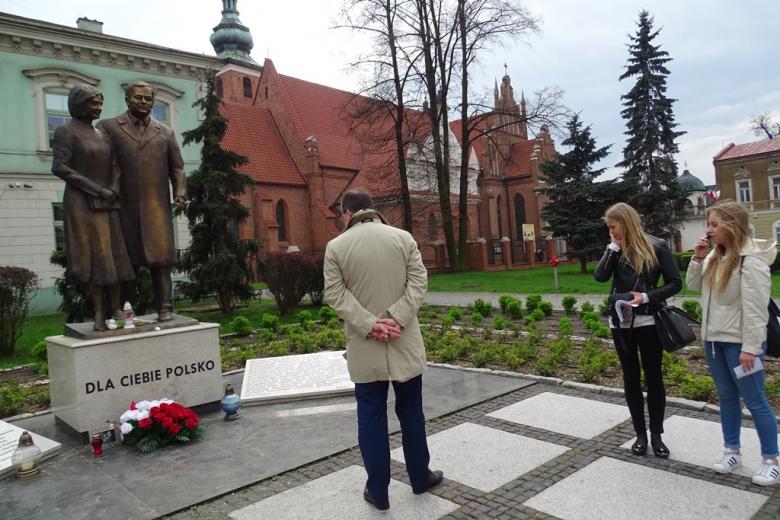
[97,82,186,322]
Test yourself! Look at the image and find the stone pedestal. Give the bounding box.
[47,321,222,435]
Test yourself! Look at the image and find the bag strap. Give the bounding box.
[665,305,701,325]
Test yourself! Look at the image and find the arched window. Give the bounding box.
[243,77,252,98]
[276,200,288,242]
[427,213,438,241]
[496,195,503,238]
[514,194,525,240]
[216,78,223,99]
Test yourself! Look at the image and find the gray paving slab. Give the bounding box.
[228,465,459,520]
[391,422,569,492]
[524,456,768,520]
[487,391,631,439]
[0,366,529,520]
[621,414,780,478]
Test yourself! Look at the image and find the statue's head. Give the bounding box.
[124,81,155,119]
[67,84,103,121]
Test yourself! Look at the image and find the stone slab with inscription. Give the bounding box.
[0,420,61,479]
[47,322,222,434]
[241,351,354,405]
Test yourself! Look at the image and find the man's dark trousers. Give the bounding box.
[354,374,430,503]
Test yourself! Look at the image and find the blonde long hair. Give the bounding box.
[604,202,658,274]
[703,200,749,290]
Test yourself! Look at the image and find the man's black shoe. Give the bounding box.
[412,470,444,495]
[363,488,389,510]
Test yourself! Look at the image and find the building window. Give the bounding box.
[514,194,525,241]
[265,86,268,99]
[151,101,170,125]
[771,176,780,200]
[52,203,65,250]
[243,77,252,98]
[276,200,287,242]
[773,221,780,244]
[23,67,100,151]
[216,78,223,98]
[496,195,503,238]
[45,90,70,148]
[737,180,751,203]
[427,213,438,241]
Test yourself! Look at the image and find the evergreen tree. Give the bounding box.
[177,70,259,314]
[538,114,619,273]
[617,9,687,237]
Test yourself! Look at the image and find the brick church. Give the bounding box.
[211,0,558,271]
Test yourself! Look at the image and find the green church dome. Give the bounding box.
[210,0,259,67]
[677,169,705,192]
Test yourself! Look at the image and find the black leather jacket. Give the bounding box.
[594,234,682,316]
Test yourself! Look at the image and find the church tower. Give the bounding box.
[210,0,259,68]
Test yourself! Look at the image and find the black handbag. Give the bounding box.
[655,305,699,353]
[767,299,780,357]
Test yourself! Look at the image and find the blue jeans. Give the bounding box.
[354,375,431,502]
[705,341,779,458]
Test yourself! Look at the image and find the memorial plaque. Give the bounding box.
[241,351,354,405]
[0,420,61,478]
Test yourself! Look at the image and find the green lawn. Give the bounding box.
[428,262,780,298]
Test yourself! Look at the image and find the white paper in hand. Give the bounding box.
[733,357,764,379]
[614,300,638,323]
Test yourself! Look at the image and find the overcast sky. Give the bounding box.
[3,0,778,185]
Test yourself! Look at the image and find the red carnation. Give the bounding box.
[167,422,181,435]
[159,403,170,412]
[138,418,153,429]
[185,417,199,430]
[130,401,137,410]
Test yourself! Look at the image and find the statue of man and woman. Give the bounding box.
[51,82,186,331]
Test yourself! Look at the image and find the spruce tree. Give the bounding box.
[617,10,687,237]
[538,114,618,273]
[177,70,259,313]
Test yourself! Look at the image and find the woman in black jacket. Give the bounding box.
[594,203,681,458]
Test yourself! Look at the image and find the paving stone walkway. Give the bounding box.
[167,381,780,520]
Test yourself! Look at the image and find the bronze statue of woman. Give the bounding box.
[52,85,135,330]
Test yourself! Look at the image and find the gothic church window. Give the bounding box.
[276,200,288,242]
[514,194,525,241]
[216,78,224,98]
[243,77,252,98]
[427,213,438,241]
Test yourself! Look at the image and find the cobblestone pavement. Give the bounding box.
[165,379,780,520]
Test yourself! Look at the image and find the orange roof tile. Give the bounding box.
[714,139,780,163]
[221,102,305,186]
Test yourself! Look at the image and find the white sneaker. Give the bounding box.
[713,449,742,474]
[752,459,780,486]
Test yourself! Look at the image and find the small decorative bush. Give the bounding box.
[493,316,508,330]
[539,301,553,317]
[531,308,545,321]
[558,317,573,336]
[562,295,577,315]
[526,294,542,314]
[579,302,595,316]
[266,340,291,357]
[498,295,513,313]
[473,299,493,317]
[318,306,338,321]
[260,313,280,331]
[470,312,484,325]
[326,317,341,329]
[229,316,253,337]
[578,338,618,382]
[260,252,323,315]
[523,314,536,327]
[447,307,463,320]
[258,329,275,342]
[682,300,702,322]
[506,300,523,319]
[0,266,38,357]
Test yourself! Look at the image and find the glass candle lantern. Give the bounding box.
[91,432,103,457]
[11,431,42,477]
[220,383,241,421]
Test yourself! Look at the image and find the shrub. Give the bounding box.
[679,252,694,272]
[285,324,305,337]
[526,294,542,313]
[0,266,38,357]
[547,336,573,363]
[562,296,577,315]
[594,325,612,339]
[297,310,314,325]
[440,315,455,329]
[260,252,323,315]
[679,374,716,401]
[230,316,253,337]
[266,340,291,357]
[681,300,702,322]
[469,342,501,367]
[260,313,280,331]
[579,302,595,316]
[534,355,560,377]
[531,308,545,321]
[32,340,48,375]
[506,300,523,319]
[0,382,49,417]
[318,306,338,321]
[470,312,484,325]
[326,317,341,329]
[258,329,275,342]
[493,316,508,330]
[473,299,493,317]
[599,296,609,316]
[306,253,325,305]
[522,315,536,327]
[447,307,463,320]
[498,295,513,313]
[578,338,618,382]
[558,317,573,336]
[539,301,553,317]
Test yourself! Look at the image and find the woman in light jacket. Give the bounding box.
[687,200,779,486]
[595,203,681,458]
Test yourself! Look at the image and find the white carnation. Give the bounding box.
[120,410,133,423]
[136,410,149,420]
[135,400,152,411]
[120,422,134,435]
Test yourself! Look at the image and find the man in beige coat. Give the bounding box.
[97,82,186,321]
[324,189,442,510]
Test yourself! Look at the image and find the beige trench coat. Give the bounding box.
[323,213,428,383]
[97,112,185,267]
